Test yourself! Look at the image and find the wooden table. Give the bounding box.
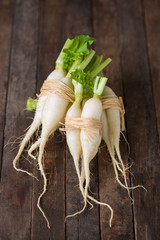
[0,0,159,239]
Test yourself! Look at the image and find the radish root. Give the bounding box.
[37,165,50,229]
[67,155,113,228]
[28,138,41,159]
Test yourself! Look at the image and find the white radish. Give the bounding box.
[28,106,70,160]
[36,75,73,228]
[13,68,66,177]
[76,77,113,226]
[102,86,145,195]
[12,35,100,228]
[103,86,121,158]
[80,97,102,208]
[66,94,103,218]
[65,83,94,217]
[66,98,82,182]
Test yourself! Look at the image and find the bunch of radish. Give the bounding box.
[13,35,140,229]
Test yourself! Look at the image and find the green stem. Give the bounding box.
[78,50,95,70]
[93,76,108,97]
[72,80,83,101]
[84,55,103,73]
[56,39,72,69]
[67,49,95,76]
[90,58,112,78]
[67,59,82,75]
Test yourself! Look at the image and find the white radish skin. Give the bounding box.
[66,99,82,182]
[103,86,121,156]
[13,68,66,176]
[47,68,66,81]
[80,97,102,212]
[101,110,114,154]
[101,110,124,175]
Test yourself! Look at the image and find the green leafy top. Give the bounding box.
[26,98,37,111]
[64,35,95,55]
[70,56,112,94]
[70,69,94,93]
[62,35,95,71]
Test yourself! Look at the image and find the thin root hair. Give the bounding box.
[120,131,130,155]
[87,195,113,227]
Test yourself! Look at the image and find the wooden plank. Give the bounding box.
[117,0,160,239]
[0,0,38,239]
[66,152,100,240]
[93,0,134,239]
[142,0,160,143]
[79,160,100,240]
[0,1,13,177]
[64,0,100,239]
[31,0,66,239]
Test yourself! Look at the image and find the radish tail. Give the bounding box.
[79,157,93,208]
[66,201,87,219]
[37,132,50,229]
[36,126,58,228]
[13,119,41,178]
[28,138,41,159]
[87,195,113,227]
[37,166,50,229]
[73,157,93,206]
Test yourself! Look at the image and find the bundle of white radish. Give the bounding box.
[13,35,143,229]
[65,74,114,225]
[13,35,97,228]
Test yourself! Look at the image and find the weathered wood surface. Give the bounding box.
[117,1,160,239]
[0,0,38,239]
[31,0,66,239]
[0,0,159,239]
[0,0,13,178]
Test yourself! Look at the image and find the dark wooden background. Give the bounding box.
[0,0,160,239]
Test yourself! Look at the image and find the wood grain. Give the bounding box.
[0,0,38,239]
[93,0,134,239]
[31,0,66,239]
[0,0,13,177]
[142,0,160,142]
[0,0,159,239]
[117,0,160,239]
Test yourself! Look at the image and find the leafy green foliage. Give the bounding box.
[27,98,37,111]
[63,35,95,71]
[71,69,94,92]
